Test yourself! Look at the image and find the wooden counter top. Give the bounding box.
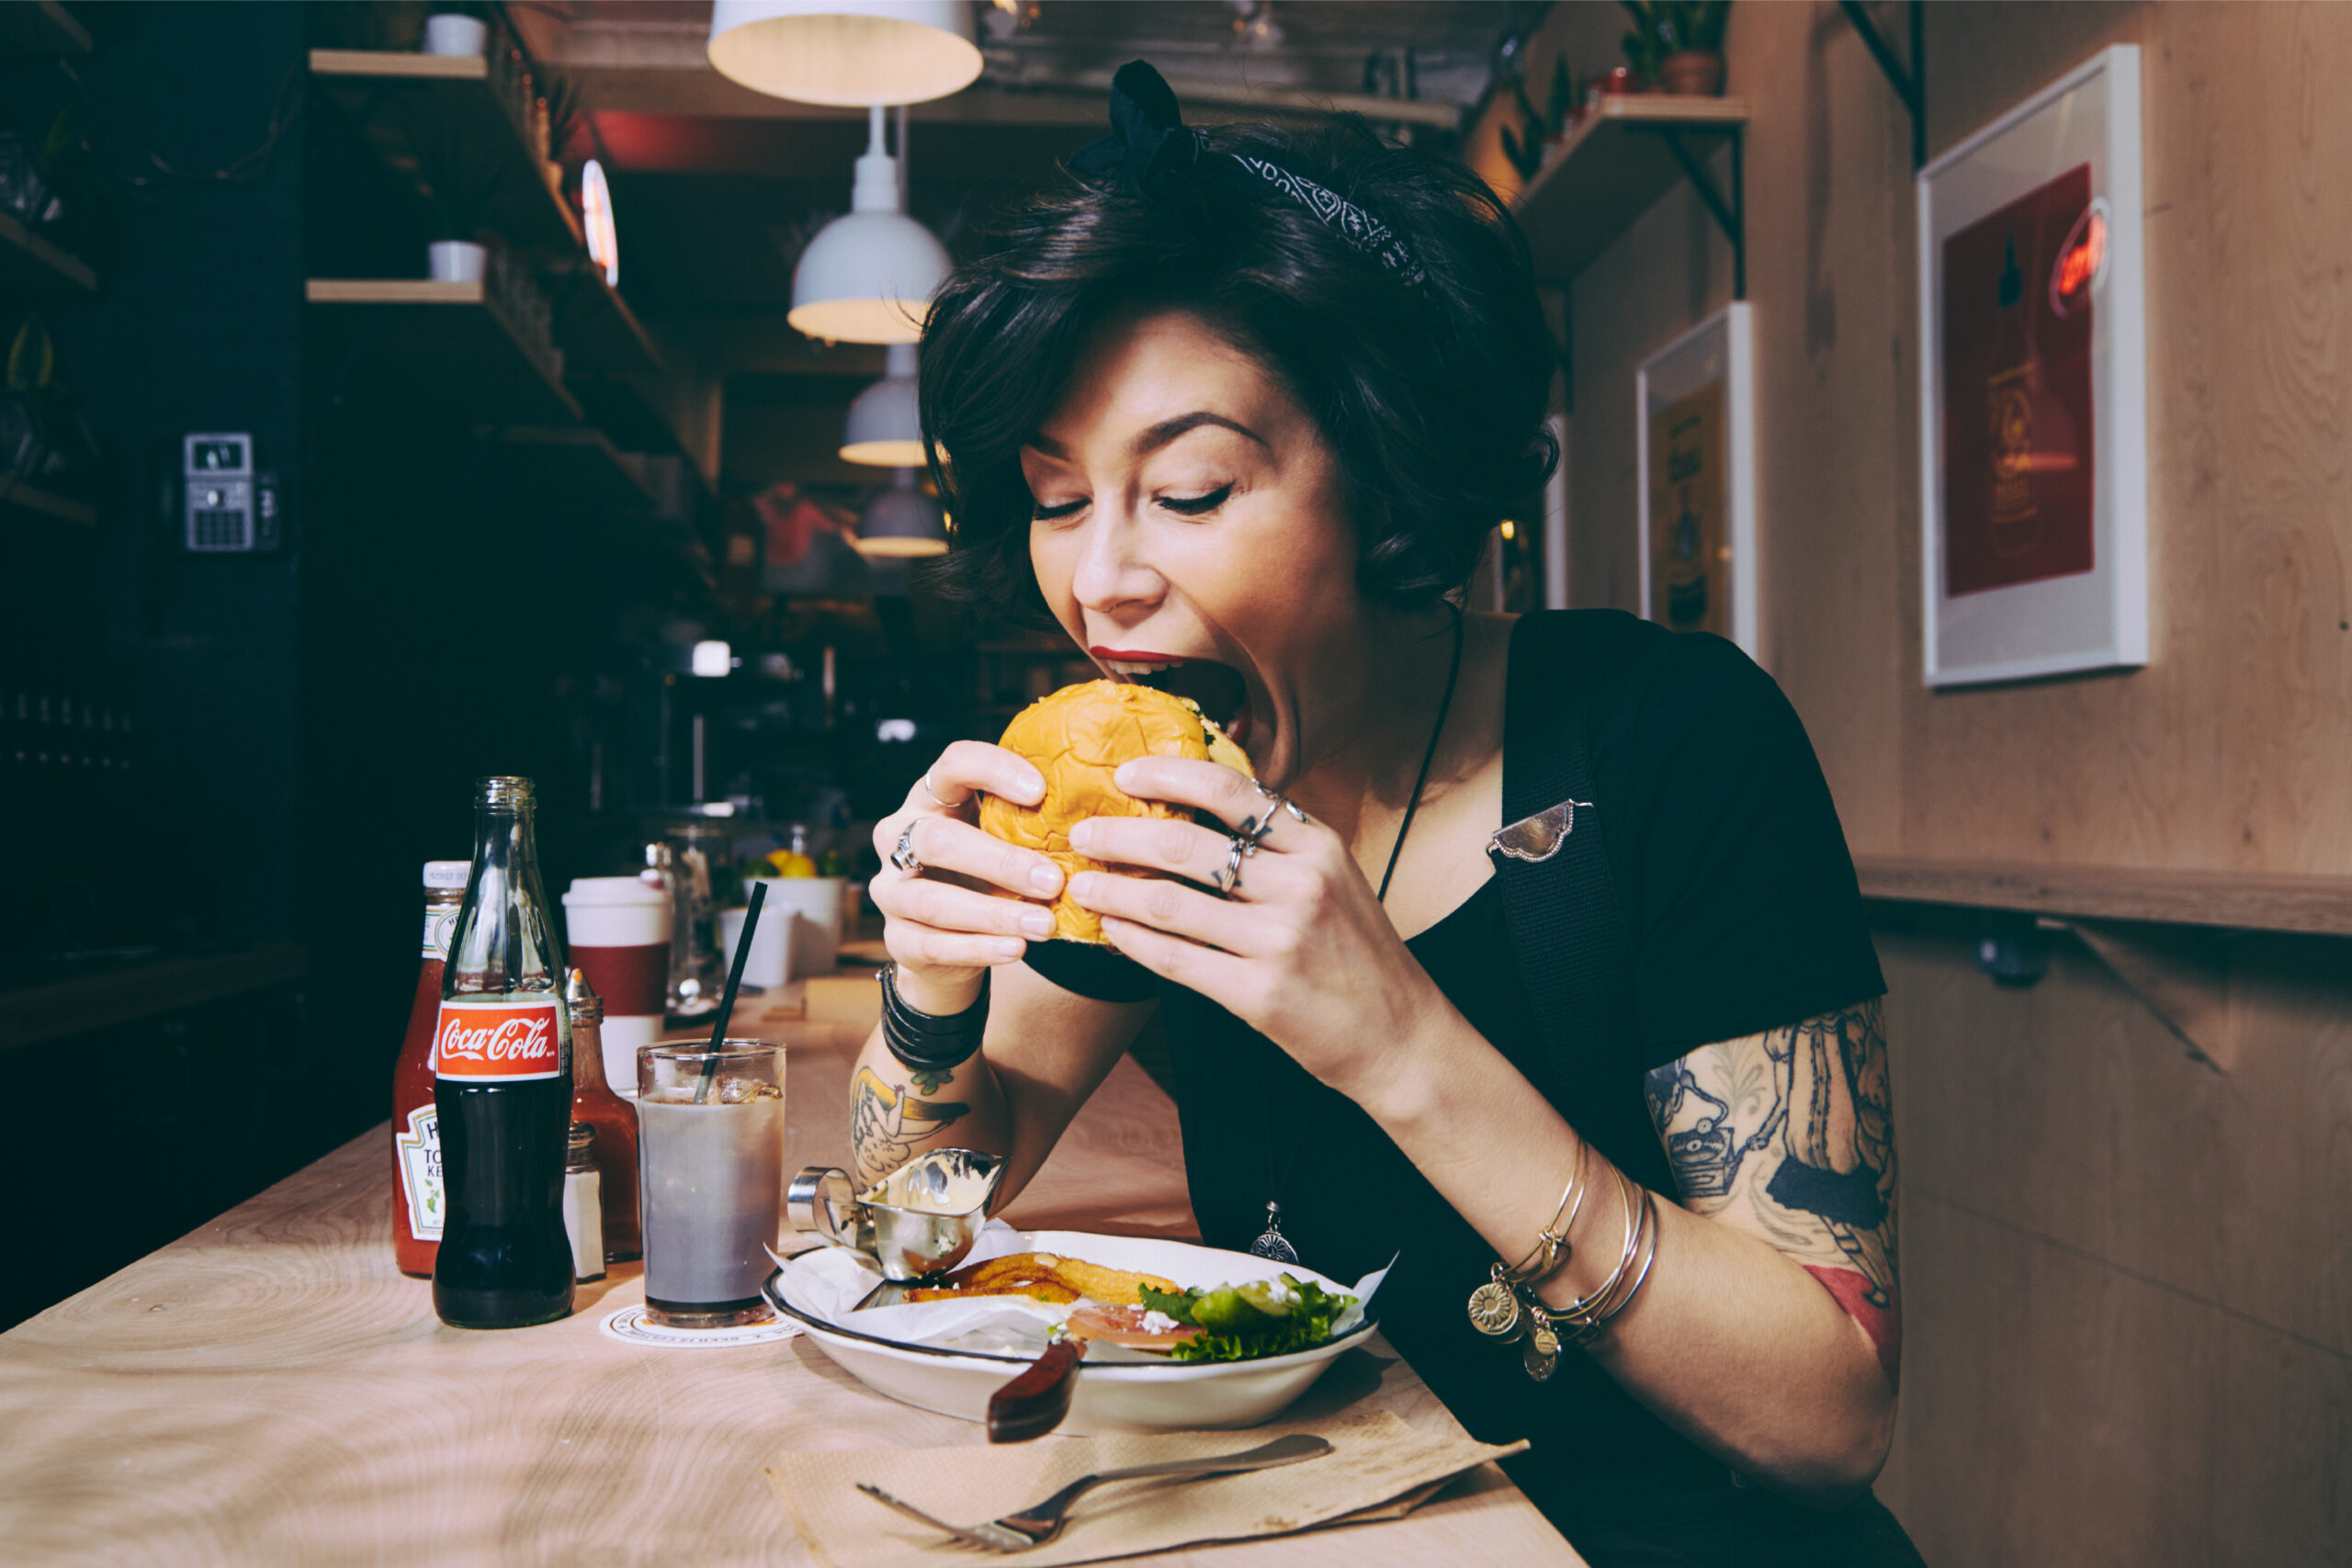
[0,997,1579,1566]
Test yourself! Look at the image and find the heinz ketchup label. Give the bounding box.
[433,998,565,1082]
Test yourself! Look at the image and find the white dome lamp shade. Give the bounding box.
[853,469,949,558]
[789,107,951,344]
[842,343,925,467]
[707,0,981,108]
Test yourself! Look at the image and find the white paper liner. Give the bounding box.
[772,1222,1389,1362]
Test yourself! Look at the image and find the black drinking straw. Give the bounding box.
[694,879,766,1104]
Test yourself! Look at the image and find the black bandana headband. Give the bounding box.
[1069,60,1430,291]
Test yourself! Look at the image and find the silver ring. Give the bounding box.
[889,820,923,874]
[921,771,952,809]
[1252,780,1309,825]
[1212,832,1250,897]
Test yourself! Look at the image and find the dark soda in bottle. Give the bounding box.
[432,775,575,1329]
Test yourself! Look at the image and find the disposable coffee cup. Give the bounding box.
[564,876,672,1095]
[718,905,793,989]
[750,876,843,973]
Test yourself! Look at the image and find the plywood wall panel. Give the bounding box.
[1562,1,2352,876]
[1872,921,2352,1561]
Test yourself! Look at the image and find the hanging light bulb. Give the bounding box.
[852,468,949,558]
[789,107,949,344]
[707,0,981,107]
[841,344,924,466]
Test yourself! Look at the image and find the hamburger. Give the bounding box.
[979,681,1253,944]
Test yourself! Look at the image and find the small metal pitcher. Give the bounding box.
[786,1147,1005,1282]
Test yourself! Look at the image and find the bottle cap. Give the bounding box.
[563,966,604,1024]
[423,860,470,889]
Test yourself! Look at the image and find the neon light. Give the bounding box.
[582,159,619,289]
[2050,200,2108,317]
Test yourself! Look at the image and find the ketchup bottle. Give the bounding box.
[393,861,470,1278]
[563,967,641,1261]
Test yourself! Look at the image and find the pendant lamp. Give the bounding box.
[707,0,981,107]
[842,344,924,466]
[852,468,949,558]
[789,107,950,344]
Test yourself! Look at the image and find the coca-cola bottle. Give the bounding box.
[432,776,575,1329]
[392,859,470,1278]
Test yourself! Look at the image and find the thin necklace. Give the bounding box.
[1250,605,1466,1265]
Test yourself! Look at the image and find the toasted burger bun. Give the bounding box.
[979,680,1254,945]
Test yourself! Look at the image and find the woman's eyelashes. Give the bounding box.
[1031,482,1234,523]
[1157,482,1232,516]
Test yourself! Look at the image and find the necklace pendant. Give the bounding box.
[1467,1268,1523,1339]
[1248,1201,1300,1265]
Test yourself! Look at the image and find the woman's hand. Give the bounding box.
[1064,756,1444,1102]
[869,741,1067,1015]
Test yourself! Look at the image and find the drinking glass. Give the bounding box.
[637,1041,786,1328]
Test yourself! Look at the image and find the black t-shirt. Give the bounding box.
[1023,610,1885,1526]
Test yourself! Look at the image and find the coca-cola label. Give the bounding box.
[433,998,565,1082]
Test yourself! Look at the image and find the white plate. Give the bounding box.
[763,1229,1381,1435]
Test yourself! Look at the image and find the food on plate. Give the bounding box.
[1064,1303,1204,1352]
[1136,1276,1358,1362]
[910,1250,1180,1308]
[907,1280,1079,1305]
[978,681,1254,944]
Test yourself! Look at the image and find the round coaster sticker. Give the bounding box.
[601,1304,801,1348]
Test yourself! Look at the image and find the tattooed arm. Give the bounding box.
[848,958,1154,1197]
[1645,999,1900,1380]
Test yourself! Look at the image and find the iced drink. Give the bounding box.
[637,1042,786,1327]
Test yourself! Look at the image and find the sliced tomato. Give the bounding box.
[1064,1304,1202,1352]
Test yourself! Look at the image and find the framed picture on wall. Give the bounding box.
[1917,43,2147,687]
[1635,302,1758,659]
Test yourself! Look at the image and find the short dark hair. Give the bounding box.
[917,113,1558,620]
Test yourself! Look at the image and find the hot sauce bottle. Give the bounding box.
[563,967,641,1261]
[392,861,470,1278]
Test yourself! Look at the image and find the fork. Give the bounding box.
[856,1431,1334,1551]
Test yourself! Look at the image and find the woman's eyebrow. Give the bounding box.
[1024,412,1269,461]
[1133,412,1269,457]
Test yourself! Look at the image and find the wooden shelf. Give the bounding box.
[0,212,96,295]
[1511,95,1748,282]
[309,48,583,254]
[1854,856,2352,938]
[483,425,654,516]
[550,265,660,376]
[0,477,94,526]
[0,0,91,56]
[306,277,582,425]
[0,946,309,1051]
[569,373,678,456]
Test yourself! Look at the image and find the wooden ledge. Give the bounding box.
[1854,857,2352,938]
[0,946,310,1050]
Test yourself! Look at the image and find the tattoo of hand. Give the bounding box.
[851,1066,970,1184]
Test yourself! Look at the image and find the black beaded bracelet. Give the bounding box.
[879,964,989,1073]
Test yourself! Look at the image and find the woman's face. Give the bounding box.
[1021,308,1365,788]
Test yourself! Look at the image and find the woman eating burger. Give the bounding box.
[848,62,1920,1568]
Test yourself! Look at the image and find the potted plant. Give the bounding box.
[1621,1,1731,96]
[423,0,490,58]
[1499,56,1581,185]
[412,125,503,282]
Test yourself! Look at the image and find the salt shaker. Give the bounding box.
[561,1123,605,1282]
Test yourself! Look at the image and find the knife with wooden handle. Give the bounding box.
[985,1336,1083,1443]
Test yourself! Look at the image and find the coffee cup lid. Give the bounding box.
[564,875,669,907]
